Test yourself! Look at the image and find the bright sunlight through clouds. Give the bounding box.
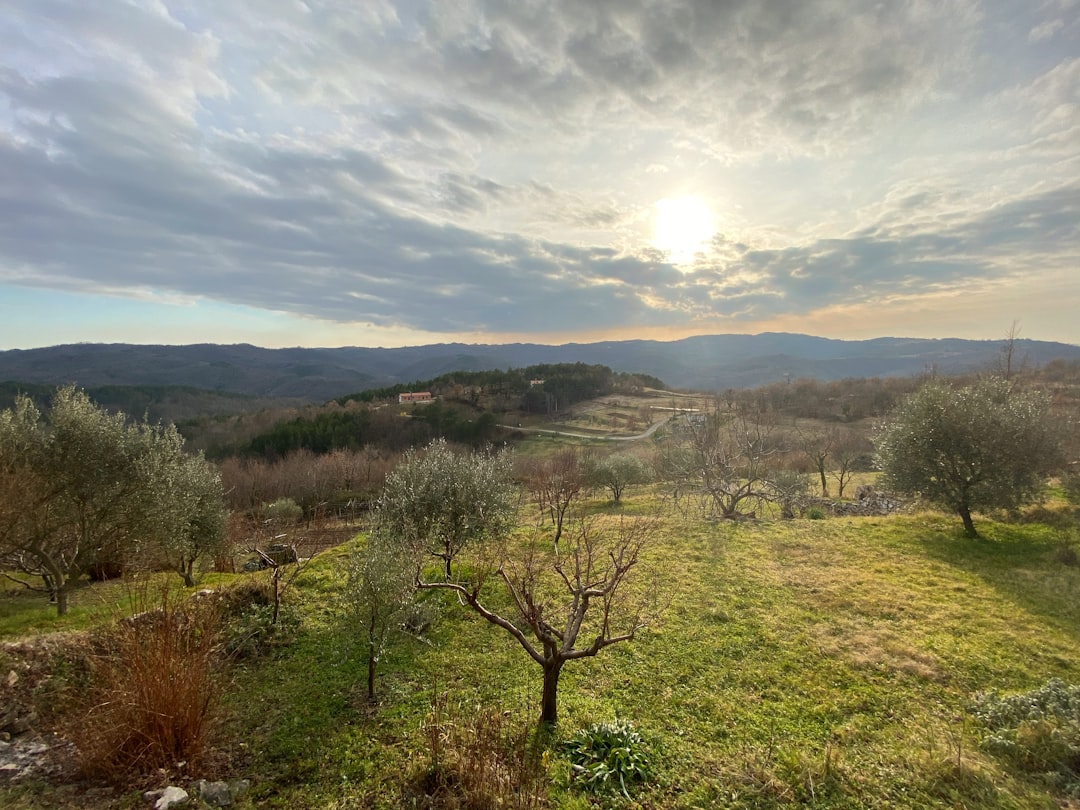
[652,197,715,266]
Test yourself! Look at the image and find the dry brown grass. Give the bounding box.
[71,583,223,782]
[406,686,549,809]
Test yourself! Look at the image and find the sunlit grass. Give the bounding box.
[3,499,1079,808]
[0,571,242,638]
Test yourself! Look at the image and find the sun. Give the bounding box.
[652,196,714,264]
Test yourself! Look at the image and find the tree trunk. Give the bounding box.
[42,559,69,617]
[958,505,978,538]
[271,567,281,624]
[818,467,829,498]
[180,560,195,588]
[539,658,564,727]
[367,639,377,702]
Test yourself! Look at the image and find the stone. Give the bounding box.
[195,779,233,807]
[229,779,251,799]
[154,786,189,810]
[5,670,17,688]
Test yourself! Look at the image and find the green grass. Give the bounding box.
[3,503,1079,808]
[0,572,241,638]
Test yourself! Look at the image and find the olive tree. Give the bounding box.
[153,453,228,587]
[586,452,652,503]
[377,439,517,581]
[0,387,226,613]
[345,530,415,702]
[874,377,1062,537]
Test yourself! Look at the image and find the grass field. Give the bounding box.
[2,494,1079,808]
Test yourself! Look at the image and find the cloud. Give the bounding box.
[1,0,1078,346]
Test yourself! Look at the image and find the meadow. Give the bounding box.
[3,486,1079,809]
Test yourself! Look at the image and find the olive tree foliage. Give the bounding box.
[376,439,518,581]
[0,387,226,613]
[874,377,1063,538]
[153,454,228,587]
[585,452,652,504]
[345,530,415,702]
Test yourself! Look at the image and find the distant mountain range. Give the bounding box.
[1,334,1078,402]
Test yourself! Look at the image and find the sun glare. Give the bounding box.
[652,196,714,264]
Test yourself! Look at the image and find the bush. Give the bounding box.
[563,719,651,798]
[972,679,1080,794]
[73,584,224,781]
[264,497,303,525]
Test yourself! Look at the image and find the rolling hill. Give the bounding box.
[1,333,1077,402]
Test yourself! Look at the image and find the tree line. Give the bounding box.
[338,363,665,410]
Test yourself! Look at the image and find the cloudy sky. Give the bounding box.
[2,0,1078,350]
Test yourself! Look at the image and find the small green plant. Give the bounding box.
[563,719,651,798]
[972,678,1080,795]
[223,600,299,657]
[806,506,827,520]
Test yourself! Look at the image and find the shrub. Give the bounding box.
[72,584,224,781]
[806,507,827,520]
[223,599,299,658]
[264,497,303,525]
[972,679,1080,794]
[563,719,651,798]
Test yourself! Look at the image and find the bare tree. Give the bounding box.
[797,426,835,497]
[830,428,872,499]
[997,320,1025,381]
[658,410,782,519]
[417,516,660,726]
[521,448,586,546]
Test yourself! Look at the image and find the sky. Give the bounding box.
[1,0,1078,351]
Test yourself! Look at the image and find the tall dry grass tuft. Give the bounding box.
[407,686,549,809]
[73,582,223,782]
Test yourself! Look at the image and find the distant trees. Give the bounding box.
[341,363,665,415]
[520,448,588,545]
[874,377,1063,537]
[0,387,226,613]
[219,446,395,518]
